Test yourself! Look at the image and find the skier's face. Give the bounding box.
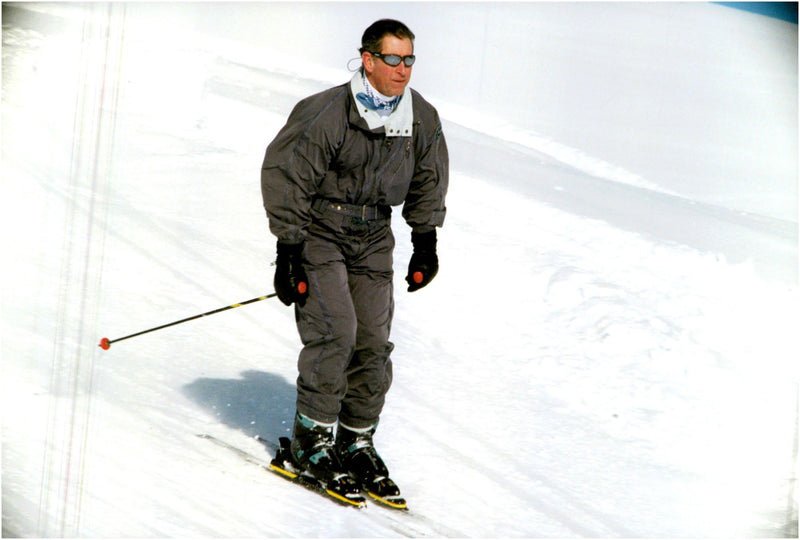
[361,34,413,97]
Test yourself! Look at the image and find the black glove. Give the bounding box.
[274,241,309,306]
[405,230,438,292]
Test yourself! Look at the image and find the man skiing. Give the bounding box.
[261,19,448,507]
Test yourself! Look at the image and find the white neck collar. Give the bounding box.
[350,73,414,136]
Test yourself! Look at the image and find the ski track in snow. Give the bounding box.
[3,3,799,537]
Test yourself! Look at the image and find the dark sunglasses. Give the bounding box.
[369,51,416,67]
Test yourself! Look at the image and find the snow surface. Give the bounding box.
[2,2,799,537]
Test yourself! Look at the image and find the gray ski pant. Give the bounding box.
[294,205,395,429]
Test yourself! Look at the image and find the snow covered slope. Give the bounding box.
[2,2,798,537]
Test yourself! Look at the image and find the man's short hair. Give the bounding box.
[359,19,415,54]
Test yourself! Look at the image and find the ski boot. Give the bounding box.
[276,413,364,507]
[335,422,407,509]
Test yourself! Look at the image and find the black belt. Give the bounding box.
[312,199,391,221]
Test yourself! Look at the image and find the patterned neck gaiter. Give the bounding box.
[356,73,401,117]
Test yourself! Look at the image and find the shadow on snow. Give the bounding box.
[182,370,296,443]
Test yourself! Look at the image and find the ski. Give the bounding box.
[255,435,408,511]
[268,436,367,508]
[197,434,365,508]
[198,434,408,511]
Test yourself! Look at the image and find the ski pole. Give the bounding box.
[99,293,277,350]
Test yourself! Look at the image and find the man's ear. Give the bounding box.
[361,51,374,74]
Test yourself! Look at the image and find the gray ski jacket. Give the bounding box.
[261,75,448,245]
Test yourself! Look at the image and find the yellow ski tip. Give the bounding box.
[368,492,408,510]
[326,489,367,508]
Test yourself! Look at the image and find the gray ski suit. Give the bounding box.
[261,73,448,428]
